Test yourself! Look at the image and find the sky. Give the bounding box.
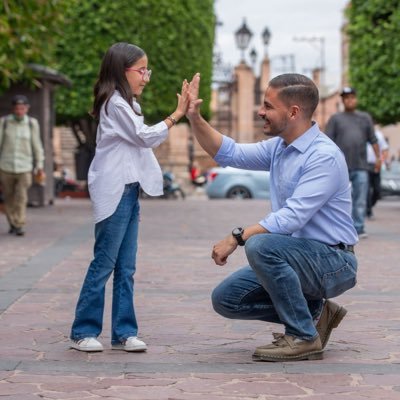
[214,0,350,90]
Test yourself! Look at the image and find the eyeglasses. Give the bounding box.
[125,67,152,80]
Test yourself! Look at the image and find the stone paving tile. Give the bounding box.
[0,396,42,400]
[2,372,400,399]
[1,197,400,399]
[0,381,39,396]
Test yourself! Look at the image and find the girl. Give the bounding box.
[70,42,189,352]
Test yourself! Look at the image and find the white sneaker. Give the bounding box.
[112,336,147,352]
[70,337,104,352]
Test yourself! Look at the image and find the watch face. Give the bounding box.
[232,227,243,236]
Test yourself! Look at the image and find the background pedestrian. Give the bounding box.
[366,128,389,219]
[325,87,380,238]
[0,95,44,236]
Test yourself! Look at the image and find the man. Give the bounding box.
[0,95,44,236]
[325,87,380,238]
[186,73,358,362]
[366,129,389,219]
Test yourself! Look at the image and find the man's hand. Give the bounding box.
[211,224,268,266]
[211,234,238,266]
[374,158,382,173]
[187,73,203,120]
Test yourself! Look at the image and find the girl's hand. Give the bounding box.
[173,79,190,120]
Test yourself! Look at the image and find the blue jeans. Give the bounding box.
[349,169,369,234]
[212,234,357,340]
[71,183,140,344]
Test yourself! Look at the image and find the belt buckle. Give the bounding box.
[338,243,353,253]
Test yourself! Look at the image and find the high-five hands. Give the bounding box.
[171,72,202,121]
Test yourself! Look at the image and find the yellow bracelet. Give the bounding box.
[167,115,177,125]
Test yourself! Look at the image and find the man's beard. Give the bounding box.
[262,116,288,137]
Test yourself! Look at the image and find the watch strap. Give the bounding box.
[232,227,246,246]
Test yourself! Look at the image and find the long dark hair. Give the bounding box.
[92,42,145,120]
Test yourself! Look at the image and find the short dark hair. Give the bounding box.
[12,95,29,105]
[268,73,319,118]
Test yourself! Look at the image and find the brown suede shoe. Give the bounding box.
[252,333,323,362]
[316,300,347,349]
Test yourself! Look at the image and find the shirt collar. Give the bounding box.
[11,114,29,123]
[288,121,320,153]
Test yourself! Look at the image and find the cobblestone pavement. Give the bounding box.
[0,195,399,399]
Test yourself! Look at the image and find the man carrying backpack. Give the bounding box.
[0,95,44,236]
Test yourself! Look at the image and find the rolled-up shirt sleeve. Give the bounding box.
[215,135,272,171]
[112,102,168,148]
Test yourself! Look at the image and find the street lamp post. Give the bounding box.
[235,19,253,63]
[249,47,258,71]
[262,27,271,56]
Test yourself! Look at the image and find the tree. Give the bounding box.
[0,0,65,92]
[346,0,400,125]
[54,0,215,148]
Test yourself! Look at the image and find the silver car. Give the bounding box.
[381,161,400,196]
[206,167,270,199]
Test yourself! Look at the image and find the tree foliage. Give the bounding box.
[55,0,215,143]
[346,0,400,125]
[0,0,65,92]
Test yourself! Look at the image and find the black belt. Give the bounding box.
[330,243,355,253]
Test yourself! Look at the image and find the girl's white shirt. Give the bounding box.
[88,90,168,223]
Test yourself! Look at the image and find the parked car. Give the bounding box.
[206,167,270,199]
[381,161,400,196]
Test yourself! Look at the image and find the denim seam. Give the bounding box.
[112,191,139,342]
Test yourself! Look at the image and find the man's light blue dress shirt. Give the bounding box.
[214,123,358,246]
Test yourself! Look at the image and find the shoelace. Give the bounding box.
[272,332,285,343]
[271,332,302,347]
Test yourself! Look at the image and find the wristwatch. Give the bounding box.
[232,227,246,246]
